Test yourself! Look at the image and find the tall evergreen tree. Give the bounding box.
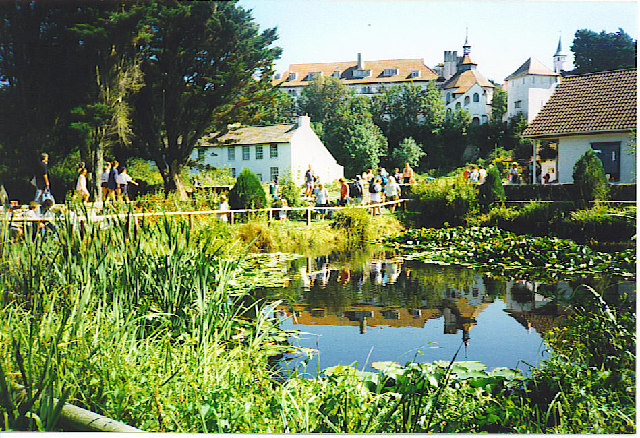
[131,1,280,198]
[571,28,637,75]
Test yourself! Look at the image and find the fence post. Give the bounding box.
[306,207,311,225]
[188,213,193,228]
[269,208,273,222]
[230,211,234,225]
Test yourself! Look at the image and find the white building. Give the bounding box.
[193,116,344,185]
[524,69,636,184]
[504,57,561,123]
[439,37,494,125]
[272,54,439,98]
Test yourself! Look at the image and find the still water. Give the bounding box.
[257,249,635,377]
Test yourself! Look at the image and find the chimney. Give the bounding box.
[357,53,364,70]
[297,114,310,128]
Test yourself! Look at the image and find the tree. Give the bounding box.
[371,83,445,155]
[258,89,296,125]
[228,168,266,210]
[490,86,507,122]
[297,76,352,123]
[131,1,281,198]
[391,138,426,169]
[322,96,387,177]
[571,28,637,75]
[573,148,610,206]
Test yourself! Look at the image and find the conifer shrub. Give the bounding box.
[478,166,505,210]
[573,149,610,207]
[228,168,267,210]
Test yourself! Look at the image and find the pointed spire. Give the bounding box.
[554,35,564,56]
[463,27,471,55]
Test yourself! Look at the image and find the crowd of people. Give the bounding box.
[304,163,413,218]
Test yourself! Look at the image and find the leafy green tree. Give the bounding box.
[131,1,281,198]
[391,137,426,169]
[257,89,296,124]
[0,2,100,199]
[297,76,352,123]
[490,86,507,122]
[228,168,267,210]
[322,96,387,177]
[570,28,637,75]
[573,148,610,206]
[371,83,445,155]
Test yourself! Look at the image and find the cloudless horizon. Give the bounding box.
[238,0,638,84]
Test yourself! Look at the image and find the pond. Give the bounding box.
[256,249,635,377]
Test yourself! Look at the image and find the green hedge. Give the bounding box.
[503,184,636,202]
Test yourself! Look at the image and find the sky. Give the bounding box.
[237,0,638,84]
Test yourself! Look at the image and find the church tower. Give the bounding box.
[553,36,566,73]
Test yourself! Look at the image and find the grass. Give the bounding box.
[0,205,634,433]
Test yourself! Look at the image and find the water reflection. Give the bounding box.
[257,250,635,375]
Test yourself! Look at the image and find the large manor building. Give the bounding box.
[272,36,566,126]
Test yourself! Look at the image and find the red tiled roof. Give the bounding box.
[505,57,559,81]
[441,68,494,94]
[523,69,637,138]
[273,58,438,87]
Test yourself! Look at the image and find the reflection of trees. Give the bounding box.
[483,277,506,299]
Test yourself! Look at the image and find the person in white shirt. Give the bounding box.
[315,183,329,219]
[75,168,90,202]
[477,165,487,185]
[384,176,401,213]
[115,167,138,201]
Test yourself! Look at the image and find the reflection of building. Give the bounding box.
[276,303,441,332]
[441,278,493,345]
[503,280,564,336]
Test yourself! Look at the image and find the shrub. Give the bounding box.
[573,149,610,206]
[236,222,274,252]
[228,168,267,210]
[477,166,505,210]
[332,208,374,249]
[408,175,477,228]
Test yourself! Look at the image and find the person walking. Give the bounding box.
[315,182,329,219]
[508,163,519,184]
[478,165,487,185]
[468,165,479,183]
[34,153,50,204]
[116,167,138,201]
[338,178,349,206]
[304,165,315,197]
[349,176,363,205]
[101,162,111,201]
[75,167,90,203]
[402,162,414,184]
[368,176,382,215]
[106,160,119,201]
[385,176,401,213]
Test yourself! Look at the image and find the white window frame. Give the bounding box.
[270,144,278,159]
[256,145,264,160]
[270,167,279,181]
[242,145,250,161]
[227,146,235,161]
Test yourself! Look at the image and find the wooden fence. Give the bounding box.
[2,198,408,228]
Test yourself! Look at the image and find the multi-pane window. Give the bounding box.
[515,100,522,109]
[242,145,250,160]
[256,145,264,160]
[227,146,235,161]
[464,96,470,105]
[473,93,480,102]
[270,167,279,181]
[270,144,278,158]
[230,168,236,178]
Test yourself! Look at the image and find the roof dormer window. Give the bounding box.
[288,72,297,81]
[353,69,371,78]
[382,68,399,77]
[410,70,421,78]
[332,70,341,78]
[307,71,322,80]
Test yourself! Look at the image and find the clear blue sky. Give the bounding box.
[238,0,638,84]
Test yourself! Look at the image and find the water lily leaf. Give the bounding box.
[371,361,401,371]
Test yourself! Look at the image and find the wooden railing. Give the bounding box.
[1,198,408,227]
